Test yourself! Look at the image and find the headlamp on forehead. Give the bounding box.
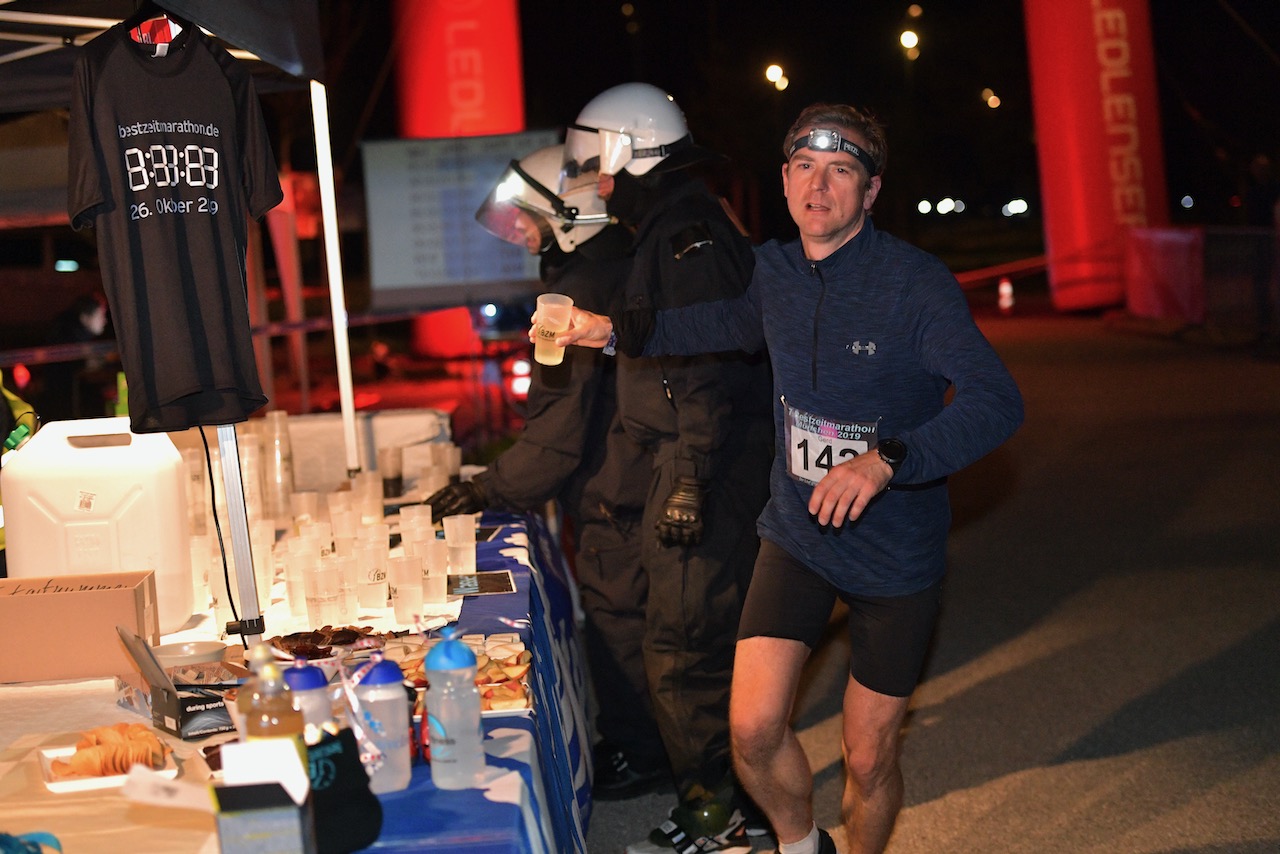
[787,128,881,176]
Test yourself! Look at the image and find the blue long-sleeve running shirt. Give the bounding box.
[641,218,1024,596]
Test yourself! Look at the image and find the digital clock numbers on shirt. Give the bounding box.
[124,144,219,191]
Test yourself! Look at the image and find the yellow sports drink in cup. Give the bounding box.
[534,293,574,366]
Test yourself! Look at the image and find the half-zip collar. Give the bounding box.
[800,220,875,393]
[810,260,824,391]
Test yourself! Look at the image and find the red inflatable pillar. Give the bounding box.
[392,0,525,357]
[1024,0,1169,311]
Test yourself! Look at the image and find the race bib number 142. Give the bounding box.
[782,398,877,486]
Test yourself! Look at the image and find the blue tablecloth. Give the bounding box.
[363,512,591,854]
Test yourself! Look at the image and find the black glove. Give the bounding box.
[425,480,487,523]
[655,476,705,547]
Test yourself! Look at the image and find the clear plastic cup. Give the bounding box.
[423,537,449,605]
[387,554,424,626]
[330,508,358,541]
[377,445,404,499]
[442,514,476,575]
[353,539,389,610]
[398,503,433,530]
[304,556,342,627]
[290,491,320,533]
[418,465,449,499]
[299,520,333,557]
[534,293,574,366]
[284,539,318,619]
[329,553,359,619]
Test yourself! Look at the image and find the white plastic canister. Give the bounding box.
[3,417,195,633]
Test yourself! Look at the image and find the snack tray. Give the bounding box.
[38,746,178,793]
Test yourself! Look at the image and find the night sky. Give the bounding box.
[283,0,1280,266]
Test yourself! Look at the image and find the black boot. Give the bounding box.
[593,742,671,800]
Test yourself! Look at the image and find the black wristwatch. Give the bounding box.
[875,438,907,473]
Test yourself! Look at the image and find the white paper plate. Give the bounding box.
[152,640,228,669]
[39,746,178,793]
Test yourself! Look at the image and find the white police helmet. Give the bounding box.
[563,82,722,189]
[475,144,612,253]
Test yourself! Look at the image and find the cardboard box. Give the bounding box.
[116,628,248,740]
[0,571,159,683]
[214,782,317,854]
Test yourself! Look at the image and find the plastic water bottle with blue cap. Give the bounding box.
[283,658,334,743]
[425,627,486,789]
[353,653,413,793]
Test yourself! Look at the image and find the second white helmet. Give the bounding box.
[475,144,612,253]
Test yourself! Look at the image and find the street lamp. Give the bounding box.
[900,30,920,61]
[765,63,788,91]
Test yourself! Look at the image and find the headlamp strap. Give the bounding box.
[788,129,880,176]
[632,134,693,161]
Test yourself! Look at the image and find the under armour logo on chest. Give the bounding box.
[846,341,877,355]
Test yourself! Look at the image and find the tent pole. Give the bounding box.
[310,79,360,476]
[216,424,263,648]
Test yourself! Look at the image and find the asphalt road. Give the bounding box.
[587,297,1280,853]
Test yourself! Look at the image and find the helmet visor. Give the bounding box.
[475,193,553,252]
[564,123,633,179]
[474,160,557,251]
[477,159,614,252]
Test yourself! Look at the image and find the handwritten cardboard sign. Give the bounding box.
[0,570,159,683]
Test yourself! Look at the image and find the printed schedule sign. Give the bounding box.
[363,130,558,310]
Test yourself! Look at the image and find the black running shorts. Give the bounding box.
[737,539,943,697]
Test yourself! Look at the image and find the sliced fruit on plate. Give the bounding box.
[486,642,524,660]
[485,680,528,711]
[500,662,531,681]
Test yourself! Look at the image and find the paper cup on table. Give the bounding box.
[377,445,405,499]
[418,465,449,499]
[304,556,342,628]
[422,537,449,605]
[388,554,424,625]
[354,539,389,610]
[398,502,433,531]
[299,520,333,556]
[284,540,317,619]
[358,521,391,548]
[325,489,351,523]
[403,522,442,559]
[354,472,383,524]
[534,293,574,366]
[329,553,359,619]
[330,508,358,542]
[442,513,477,575]
[290,490,319,535]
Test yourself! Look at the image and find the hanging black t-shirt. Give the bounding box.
[68,22,282,432]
